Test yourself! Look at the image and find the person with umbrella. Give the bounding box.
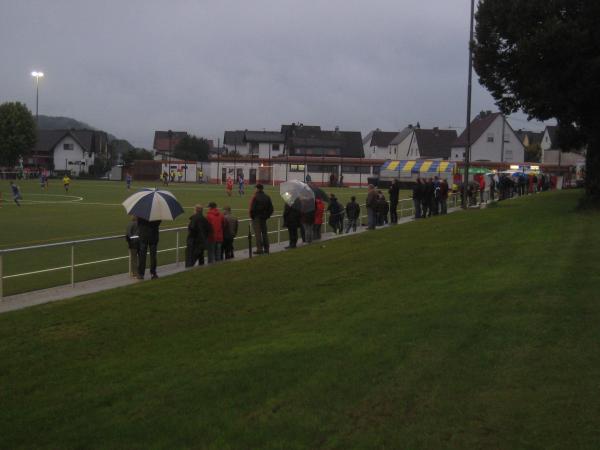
[280,180,315,245]
[283,199,302,249]
[122,188,185,280]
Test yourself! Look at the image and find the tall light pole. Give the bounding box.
[462,0,475,208]
[31,71,44,124]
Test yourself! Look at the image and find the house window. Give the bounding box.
[505,150,513,159]
[272,144,280,151]
[504,133,510,143]
[307,165,336,173]
[342,165,370,174]
[487,134,494,143]
[64,143,74,150]
[289,164,305,172]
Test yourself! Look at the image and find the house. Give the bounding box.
[223,130,285,158]
[223,125,364,160]
[540,125,586,165]
[450,111,524,163]
[389,125,457,160]
[363,129,401,159]
[153,130,188,160]
[28,129,109,175]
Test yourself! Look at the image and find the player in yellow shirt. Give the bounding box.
[63,175,71,192]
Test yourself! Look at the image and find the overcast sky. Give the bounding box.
[0,0,547,148]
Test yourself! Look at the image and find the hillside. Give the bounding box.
[1,191,599,449]
[37,114,118,143]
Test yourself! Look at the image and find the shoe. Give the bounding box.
[151,274,159,280]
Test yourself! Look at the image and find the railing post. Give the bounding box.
[70,244,75,287]
[277,218,281,244]
[0,253,3,300]
[248,224,253,259]
[175,230,180,266]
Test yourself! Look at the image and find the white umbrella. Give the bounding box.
[122,188,184,221]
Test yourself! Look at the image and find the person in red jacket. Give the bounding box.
[206,202,225,263]
[313,197,325,240]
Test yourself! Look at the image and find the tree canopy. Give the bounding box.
[173,135,210,161]
[473,0,600,201]
[0,102,36,167]
[122,148,154,165]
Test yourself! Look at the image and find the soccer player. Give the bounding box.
[226,176,233,197]
[126,173,132,189]
[238,174,245,195]
[63,174,71,192]
[10,181,22,206]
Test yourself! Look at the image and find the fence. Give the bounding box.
[0,195,461,299]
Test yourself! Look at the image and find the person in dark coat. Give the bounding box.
[422,178,434,217]
[439,179,449,214]
[327,194,344,234]
[283,200,302,248]
[137,217,162,279]
[249,184,274,254]
[345,196,361,233]
[375,191,388,226]
[222,206,239,259]
[185,204,211,267]
[388,179,400,224]
[412,178,422,219]
[300,199,315,244]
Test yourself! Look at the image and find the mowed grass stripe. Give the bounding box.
[1,190,599,448]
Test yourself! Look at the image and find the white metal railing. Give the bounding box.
[0,194,462,300]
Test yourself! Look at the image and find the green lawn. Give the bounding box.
[1,190,599,449]
[0,180,417,296]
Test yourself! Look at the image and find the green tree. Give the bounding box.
[122,148,153,165]
[473,0,600,202]
[0,102,36,167]
[173,135,210,161]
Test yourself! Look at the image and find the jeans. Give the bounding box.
[345,217,358,233]
[185,239,205,267]
[367,208,376,229]
[207,242,222,263]
[440,199,448,215]
[222,237,234,259]
[302,223,313,243]
[138,241,157,277]
[252,218,269,253]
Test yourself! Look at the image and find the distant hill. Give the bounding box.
[37,115,117,142]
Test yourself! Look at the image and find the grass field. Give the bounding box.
[1,190,599,449]
[0,180,416,296]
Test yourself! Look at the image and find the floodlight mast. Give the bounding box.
[31,71,44,124]
[462,0,475,208]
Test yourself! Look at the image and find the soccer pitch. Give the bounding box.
[0,179,410,296]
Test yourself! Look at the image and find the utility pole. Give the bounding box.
[462,0,475,208]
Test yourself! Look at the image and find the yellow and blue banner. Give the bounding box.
[380,159,455,174]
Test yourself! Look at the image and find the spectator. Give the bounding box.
[388,179,400,224]
[185,204,211,267]
[422,179,433,218]
[314,197,325,239]
[328,193,344,234]
[301,201,315,244]
[137,217,161,280]
[478,174,486,203]
[440,179,449,215]
[10,181,22,206]
[345,196,361,233]
[222,206,239,259]
[283,200,302,249]
[125,216,139,278]
[376,191,388,226]
[206,202,225,263]
[366,184,378,230]
[412,178,422,219]
[249,184,274,254]
[432,176,441,215]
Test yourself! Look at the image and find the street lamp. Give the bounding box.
[31,71,44,124]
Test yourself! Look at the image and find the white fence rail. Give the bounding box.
[0,196,461,299]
